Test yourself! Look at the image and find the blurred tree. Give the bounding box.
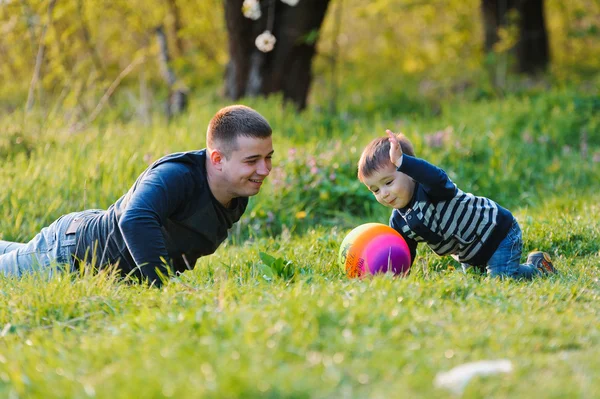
[25,0,57,112]
[481,0,549,74]
[223,0,331,110]
[165,0,184,57]
[155,25,188,119]
[0,0,597,116]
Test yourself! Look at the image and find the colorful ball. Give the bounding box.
[338,223,412,278]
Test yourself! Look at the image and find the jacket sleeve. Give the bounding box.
[390,212,418,266]
[118,162,195,286]
[397,154,457,200]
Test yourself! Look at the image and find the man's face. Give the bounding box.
[362,164,415,209]
[220,135,274,198]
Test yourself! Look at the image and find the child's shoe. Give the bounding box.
[527,251,556,274]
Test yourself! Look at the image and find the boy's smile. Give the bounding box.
[362,164,416,209]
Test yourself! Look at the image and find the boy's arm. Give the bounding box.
[118,162,195,286]
[386,129,456,199]
[397,155,457,199]
[390,213,418,266]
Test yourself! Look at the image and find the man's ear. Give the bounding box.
[209,149,225,171]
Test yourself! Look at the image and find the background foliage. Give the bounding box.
[1,0,599,117]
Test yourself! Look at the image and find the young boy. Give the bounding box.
[357,130,556,278]
[0,105,274,287]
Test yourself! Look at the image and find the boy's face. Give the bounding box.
[362,164,415,209]
[220,135,274,198]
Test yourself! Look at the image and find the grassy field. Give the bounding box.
[0,86,599,398]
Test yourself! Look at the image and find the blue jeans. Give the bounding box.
[0,212,80,278]
[481,219,539,279]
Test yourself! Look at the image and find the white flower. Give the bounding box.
[255,30,276,53]
[242,0,261,20]
[280,0,300,5]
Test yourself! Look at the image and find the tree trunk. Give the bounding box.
[165,0,184,57]
[155,25,188,119]
[515,0,549,74]
[481,0,549,74]
[223,0,331,110]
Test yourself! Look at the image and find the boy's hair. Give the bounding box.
[357,133,415,182]
[207,105,272,158]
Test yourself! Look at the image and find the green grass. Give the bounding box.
[0,87,599,398]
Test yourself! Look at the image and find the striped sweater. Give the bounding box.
[389,155,513,267]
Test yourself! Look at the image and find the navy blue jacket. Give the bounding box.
[390,155,513,267]
[75,150,248,284]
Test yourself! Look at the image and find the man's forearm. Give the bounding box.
[118,213,172,285]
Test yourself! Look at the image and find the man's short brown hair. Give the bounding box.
[207,105,272,158]
[357,133,415,182]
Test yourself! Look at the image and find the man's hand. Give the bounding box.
[386,129,403,167]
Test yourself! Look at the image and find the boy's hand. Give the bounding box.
[386,129,403,167]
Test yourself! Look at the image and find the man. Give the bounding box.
[0,105,274,287]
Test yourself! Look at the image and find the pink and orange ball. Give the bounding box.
[338,223,412,278]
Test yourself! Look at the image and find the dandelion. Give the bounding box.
[280,0,300,5]
[295,210,307,219]
[255,30,276,52]
[242,0,261,20]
